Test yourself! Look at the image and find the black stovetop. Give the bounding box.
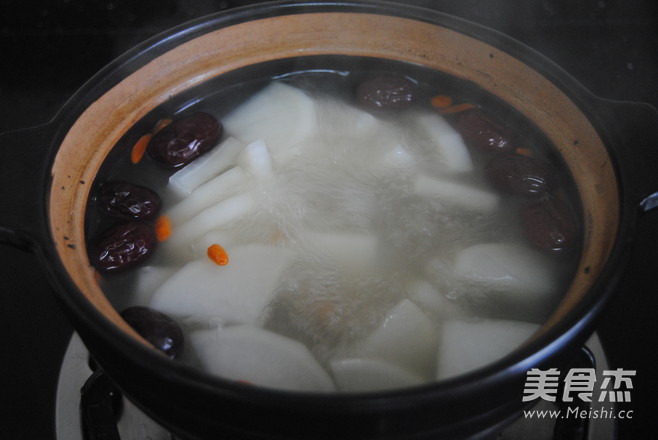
[1,1,656,439]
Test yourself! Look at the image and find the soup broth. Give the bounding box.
[86,57,581,392]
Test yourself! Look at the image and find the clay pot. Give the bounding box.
[1,2,657,439]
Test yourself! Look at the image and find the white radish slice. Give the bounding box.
[436,318,540,380]
[130,265,177,305]
[407,278,456,318]
[355,299,438,378]
[300,230,379,272]
[382,143,415,170]
[189,325,335,392]
[329,358,424,392]
[165,192,255,250]
[158,229,236,264]
[101,264,177,311]
[150,244,293,325]
[453,242,556,297]
[166,166,246,224]
[415,113,473,173]
[315,98,380,139]
[239,139,274,180]
[222,82,318,164]
[362,139,417,179]
[413,174,500,212]
[191,229,236,257]
[168,137,245,198]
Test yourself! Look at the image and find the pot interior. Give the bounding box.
[49,9,619,374]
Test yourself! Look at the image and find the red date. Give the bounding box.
[147,112,222,167]
[485,154,556,196]
[520,198,578,250]
[89,222,157,273]
[97,181,161,220]
[355,75,418,111]
[121,306,184,359]
[453,108,514,152]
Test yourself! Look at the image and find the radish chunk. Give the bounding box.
[301,230,380,273]
[102,264,177,311]
[354,299,438,378]
[454,243,556,297]
[166,166,246,224]
[149,244,293,325]
[436,319,540,380]
[330,358,424,392]
[223,82,318,164]
[415,113,473,173]
[361,140,417,179]
[157,229,236,264]
[130,265,177,305]
[239,139,274,180]
[190,325,335,392]
[315,98,380,140]
[382,143,415,170]
[165,192,255,250]
[413,174,500,212]
[407,278,456,319]
[168,137,245,198]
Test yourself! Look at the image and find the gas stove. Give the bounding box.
[1,1,656,439]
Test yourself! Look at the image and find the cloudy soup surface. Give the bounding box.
[86,57,581,392]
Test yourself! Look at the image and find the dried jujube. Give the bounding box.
[520,198,578,250]
[453,108,514,152]
[147,112,222,167]
[121,306,184,359]
[485,154,556,196]
[89,222,157,273]
[97,181,161,220]
[355,75,418,111]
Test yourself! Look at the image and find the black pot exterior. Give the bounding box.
[1,1,656,439]
[0,124,54,251]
